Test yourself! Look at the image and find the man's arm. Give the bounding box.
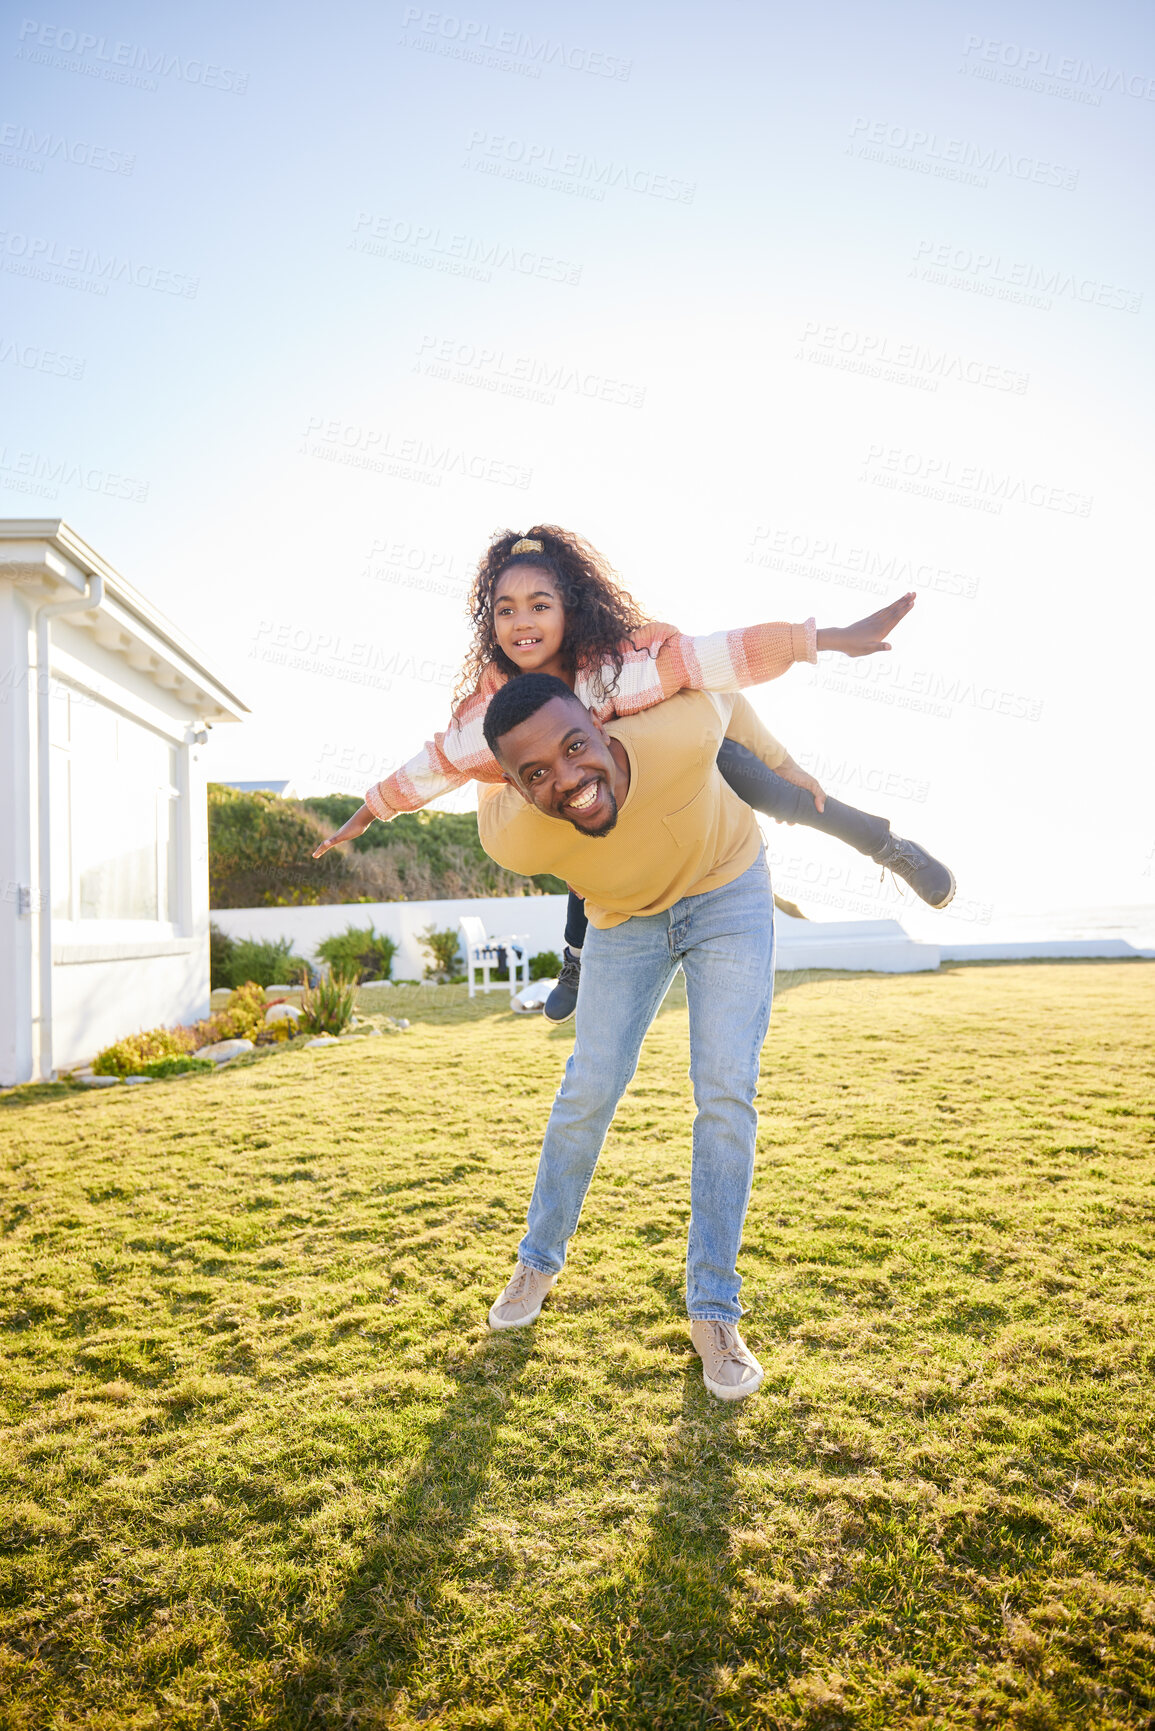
[722,693,826,812]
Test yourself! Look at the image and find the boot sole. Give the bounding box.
[929,869,957,910]
[487,1278,557,1330]
[702,1363,765,1401]
[541,1002,577,1025]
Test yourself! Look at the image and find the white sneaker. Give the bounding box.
[690,1319,764,1400]
[487,1261,558,1330]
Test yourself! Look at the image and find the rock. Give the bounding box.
[80,1074,122,1086]
[305,1036,339,1048]
[264,984,299,994]
[265,1003,302,1024]
[396,1019,411,1030]
[196,1038,255,1064]
[124,1075,155,1085]
[359,979,393,990]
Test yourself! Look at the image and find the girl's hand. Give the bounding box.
[817,592,916,657]
[312,803,375,858]
[773,754,826,815]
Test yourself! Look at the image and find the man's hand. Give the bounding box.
[773,753,826,815]
[817,591,915,658]
[312,803,375,858]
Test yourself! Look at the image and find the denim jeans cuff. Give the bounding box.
[689,1310,742,1322]
[518,1252,559,1277]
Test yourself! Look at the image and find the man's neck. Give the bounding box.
[609,736,631,804]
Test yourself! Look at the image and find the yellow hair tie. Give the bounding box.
[510,537,544,555]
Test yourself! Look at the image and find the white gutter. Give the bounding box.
[32,573,104,1079]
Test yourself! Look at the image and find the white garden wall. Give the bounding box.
[211,895,571,982]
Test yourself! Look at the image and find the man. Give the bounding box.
[477,674,798,1400]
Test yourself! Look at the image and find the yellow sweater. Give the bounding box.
[477,690,786,929]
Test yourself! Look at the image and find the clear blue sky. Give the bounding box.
[5,0,1153,933]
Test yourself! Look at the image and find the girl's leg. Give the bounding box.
[564,889,588,952]
[544,890,587,1024]
[715,739,955,909]
[715,738,889,854]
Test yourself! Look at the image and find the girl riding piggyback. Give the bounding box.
[314,525,954,1020]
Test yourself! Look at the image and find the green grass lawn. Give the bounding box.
[2,961,1153,1730]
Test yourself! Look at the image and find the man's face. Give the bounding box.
[498,694,622,836]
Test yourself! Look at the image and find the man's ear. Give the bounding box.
[502,767,534,807]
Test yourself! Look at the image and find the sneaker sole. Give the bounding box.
[702,1363,765,1401]
[487,1277,557,1330]
[929,868,957,911]
[541,1004,576,1025]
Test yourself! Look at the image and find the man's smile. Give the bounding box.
[563,781,600,813]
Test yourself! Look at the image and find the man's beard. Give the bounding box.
[567,784,618,837]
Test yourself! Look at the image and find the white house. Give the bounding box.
[0,520,247,1084]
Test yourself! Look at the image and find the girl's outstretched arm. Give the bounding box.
[311,677,507,857]
[602,593,916,716]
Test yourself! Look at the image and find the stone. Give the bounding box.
[124,1075,155,1085]
[265,1002,302,1024]
[305,1036,339,1048]
[196,1038,255,1063]
[264,984,299,994]
[358,979,393,989]
[80,1074,121,1086]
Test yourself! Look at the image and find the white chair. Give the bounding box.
[459,917,530,1000]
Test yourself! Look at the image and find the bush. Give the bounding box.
[420,924,463,982]
[208,784,351,908]
[315,924,397,982]
[210,923,236,988]
[133,1055,216,1078]
[298,973,356,1036]
[529,950,562,982]
[93,1026,196,1078]
[223,936,309,989]
[192,981,268,1047]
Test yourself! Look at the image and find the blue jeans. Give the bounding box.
[518,853,775,1321]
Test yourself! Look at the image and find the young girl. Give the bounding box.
[314,525,954,1020]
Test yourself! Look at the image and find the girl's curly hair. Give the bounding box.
[455,524,648,703]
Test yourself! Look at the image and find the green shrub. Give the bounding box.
[529,950,563,982]
[209,923,236,988]
[316,924,397,982]
[223,935,309,989]
[192,981,268,1047]
[299,973,356,1036]
[420,924,463,982]
[132,1055,216,1078]
[93,1026,196,1078]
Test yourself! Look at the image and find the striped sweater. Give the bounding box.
[364,615,817,822]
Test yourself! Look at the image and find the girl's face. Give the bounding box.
[492,563,567,674]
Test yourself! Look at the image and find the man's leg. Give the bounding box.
[516,912,680,1279]
[677,854,776,1322]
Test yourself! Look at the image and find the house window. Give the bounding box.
[50,686,182,926]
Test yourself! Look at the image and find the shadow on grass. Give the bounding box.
[284,1326,541,1722]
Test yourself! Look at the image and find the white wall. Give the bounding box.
[212,894,570,981]
[0,582,35,1083]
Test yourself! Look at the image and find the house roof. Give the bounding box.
[0,519,249,724]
